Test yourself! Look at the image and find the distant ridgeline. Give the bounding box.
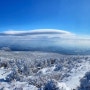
[0,46,90,55]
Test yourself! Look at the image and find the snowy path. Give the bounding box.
[63,59,90,90]
[0,68,11,80]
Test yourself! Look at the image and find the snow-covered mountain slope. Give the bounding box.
[0,51,90,90]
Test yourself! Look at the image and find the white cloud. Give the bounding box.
[0,29,90,49]
[2,29,76,39]
[3,29,72,34]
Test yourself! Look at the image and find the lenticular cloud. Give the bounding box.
[2,29,75,38]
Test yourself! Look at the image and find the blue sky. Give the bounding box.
[0,0,90,35]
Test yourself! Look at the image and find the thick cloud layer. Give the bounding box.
[0,29,90,54]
